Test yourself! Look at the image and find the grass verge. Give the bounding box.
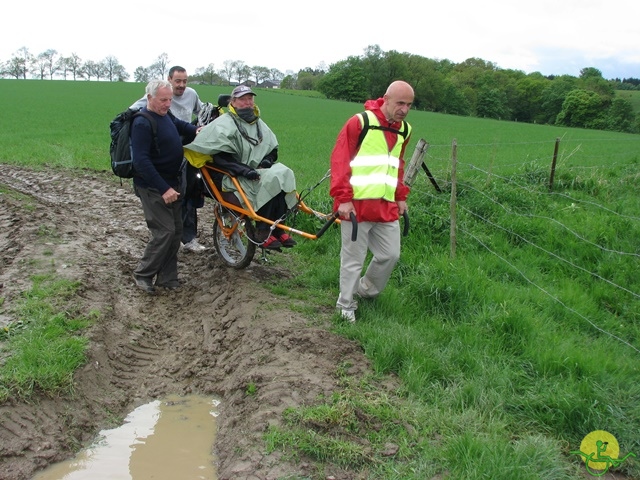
[0,274,93,402]
[266,159,640,479]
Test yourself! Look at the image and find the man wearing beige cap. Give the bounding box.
[184,85,298,249]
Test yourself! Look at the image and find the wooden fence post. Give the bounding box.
[403,139,429,187]
[403,139,442,192]
[450,139,458,259]
[549,137,560,191]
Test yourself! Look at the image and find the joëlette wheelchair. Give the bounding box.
[199,164,350,269]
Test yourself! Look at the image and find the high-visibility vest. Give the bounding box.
[350,111,410,202]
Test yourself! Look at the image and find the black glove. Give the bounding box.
[259,158,273,169]
[245,169,260,181]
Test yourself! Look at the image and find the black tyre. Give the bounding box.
[212,205,256,269]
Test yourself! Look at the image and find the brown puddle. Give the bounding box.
[32,394,218,480]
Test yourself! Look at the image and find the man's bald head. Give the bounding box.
[382,81,414,123]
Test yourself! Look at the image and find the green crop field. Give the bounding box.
[1,79,638,178]
[1,79,640,479]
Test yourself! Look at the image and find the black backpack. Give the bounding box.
[109,108,158,179]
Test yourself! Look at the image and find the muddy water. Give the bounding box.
[32,394,218,480]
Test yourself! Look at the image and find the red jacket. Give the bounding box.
[330,98,411,222]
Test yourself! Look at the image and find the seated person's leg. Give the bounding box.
[256,192,296,247]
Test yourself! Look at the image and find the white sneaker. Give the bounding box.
[182,239,206,253]
[340,309,356,323]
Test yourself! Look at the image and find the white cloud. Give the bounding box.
[2,0,638,80]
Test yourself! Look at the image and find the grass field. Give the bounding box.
[1,79,639,478]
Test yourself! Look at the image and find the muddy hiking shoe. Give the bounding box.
[182,239,206,253]
[156,280,181,290]
[340,309,356,323]
[132,274,155,293]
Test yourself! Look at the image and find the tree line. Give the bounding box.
[0,47,289,85]
[2,45,639,134]
[311,45,640,134]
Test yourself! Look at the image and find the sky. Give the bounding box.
[2,0,639,81]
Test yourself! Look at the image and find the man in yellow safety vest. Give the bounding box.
[329,80,415,322]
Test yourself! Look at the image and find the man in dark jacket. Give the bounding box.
[130,66,207,253]
[131,79,199,293]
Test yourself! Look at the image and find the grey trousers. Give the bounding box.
[134,186,183,285]
[336,220,401,312]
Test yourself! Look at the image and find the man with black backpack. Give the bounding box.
[130,66,207,253]
[131,79,199,293]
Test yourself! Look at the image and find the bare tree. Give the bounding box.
[34,52,48,79]
[114,64,129,82]
[220,60,235,85]
[134,66,150,83]
[236,62,251,83]
[149,52,170,79]
[82,60,99,81]
[57,56,70,80]
[269,68,284,83]
[41,49,59,79]
[3,57,24,79]
[103,55,124,82]
[12,47,33,79]
[233,61,248,84]
[95,60,108,81]
[67,53,83,80]
[194,63,220,85]
[251,65,270,85]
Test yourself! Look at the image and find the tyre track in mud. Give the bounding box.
[0,165,373,480]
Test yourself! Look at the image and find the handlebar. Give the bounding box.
[402,211,410,237]
[349,212,358,241]
[315,211,339,238]
[315,211,358,241]
[316,211,405,241]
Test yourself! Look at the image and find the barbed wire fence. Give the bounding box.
[404,136,640,354]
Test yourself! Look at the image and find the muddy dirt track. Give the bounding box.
[0,165,378,480]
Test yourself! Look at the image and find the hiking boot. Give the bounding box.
[182,239,206,253]
[340,309,356,323]
[277,233,297,248]
[156,280,181,290]
[262,235,283,249]
[132,274,155,294]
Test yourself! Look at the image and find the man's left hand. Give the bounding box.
[163,188,181,204]
[397,201,408,215]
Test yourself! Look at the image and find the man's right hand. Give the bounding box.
[337,201,355,219]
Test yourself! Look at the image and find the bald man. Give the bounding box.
[329,81,415,322]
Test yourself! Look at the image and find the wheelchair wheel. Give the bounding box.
[213,205,256,269]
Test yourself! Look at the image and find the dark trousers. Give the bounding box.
[134,185,183,284]
[181,198,198,243]
[181,164,204,243]
[256,191,288,232]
